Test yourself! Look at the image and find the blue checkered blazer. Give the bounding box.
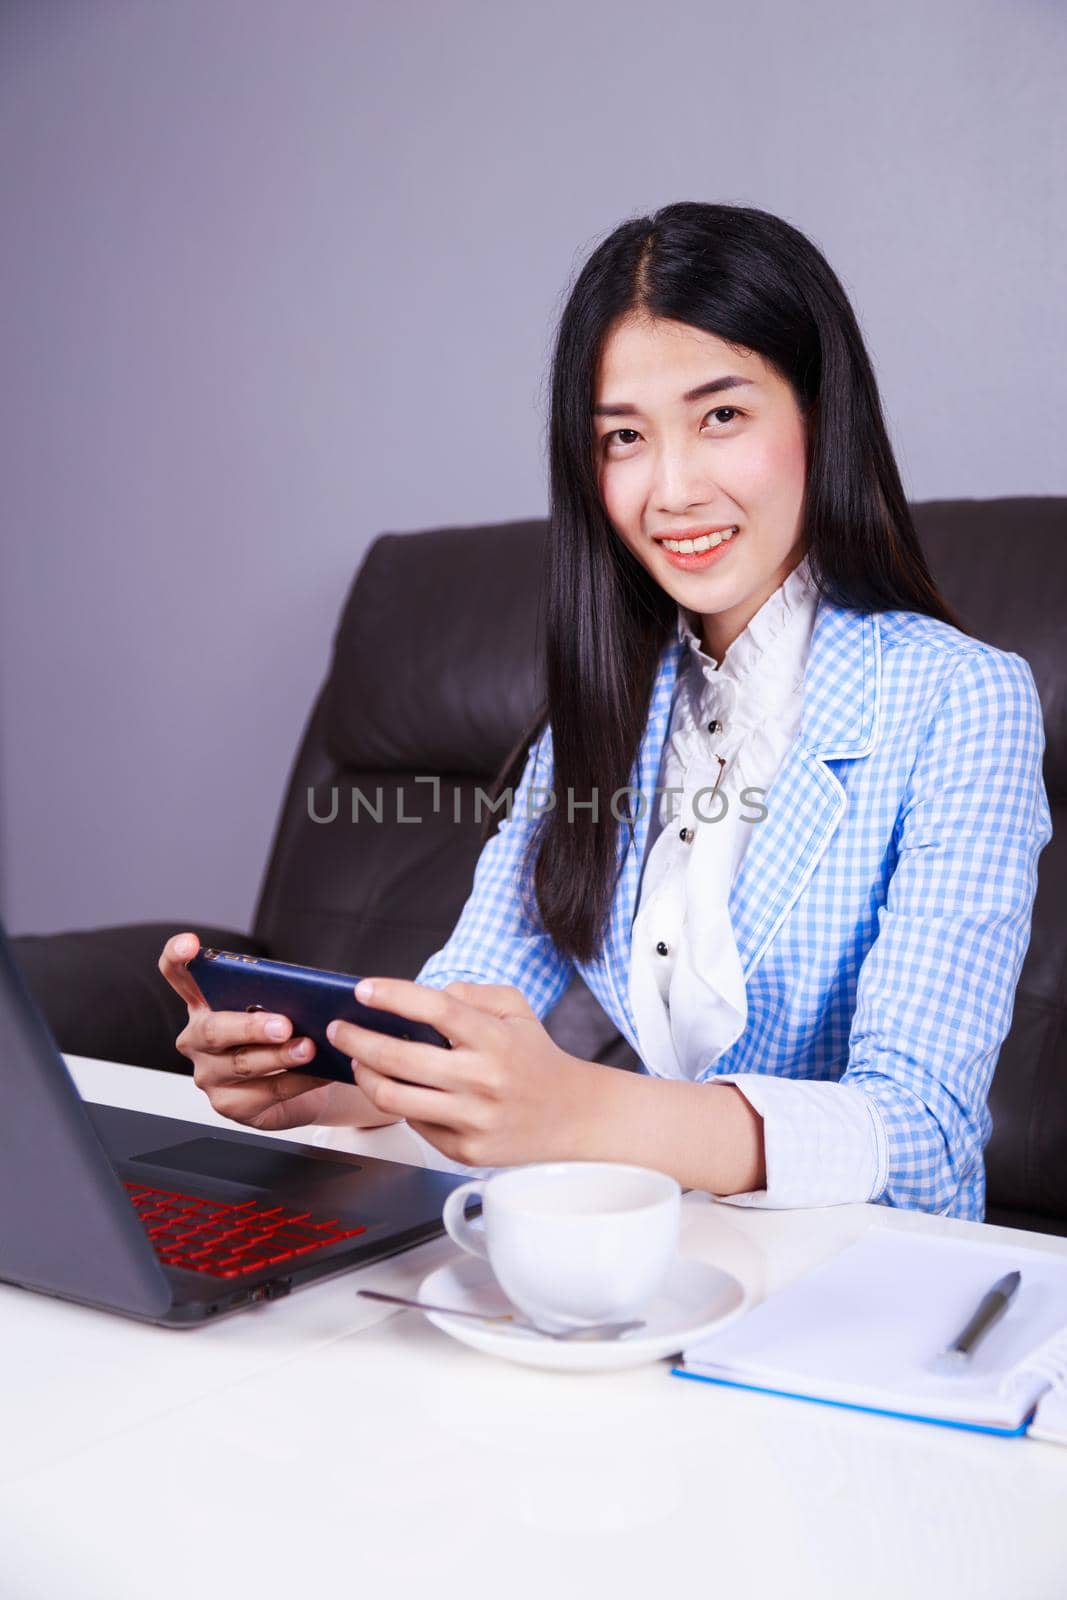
[417,595,1053,1220]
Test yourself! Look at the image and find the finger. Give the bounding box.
[405,1116,472,1161]
[191,1043,323,1094]
[191,1008,298,1055]
[159,931,207,1009]
[348,976,492,1050]
[326,1020,460,1090]
[441,980,537,1022]
[354,1061,466,1128]
[212,1071,333,1122]
[222,1036,322,1084]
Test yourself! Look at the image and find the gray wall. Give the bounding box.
[2,0,1064,937]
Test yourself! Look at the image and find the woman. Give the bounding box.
[160,202,1053,1220]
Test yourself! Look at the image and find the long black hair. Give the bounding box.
[487,201,970,966]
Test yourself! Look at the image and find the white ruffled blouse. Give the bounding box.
[628,553,821,1081]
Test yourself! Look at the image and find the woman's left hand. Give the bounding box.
[326,978,605,1168]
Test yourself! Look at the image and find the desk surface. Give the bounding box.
[2,1056,1065,1600]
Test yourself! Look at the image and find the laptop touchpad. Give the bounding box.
[131,1136,362,1191]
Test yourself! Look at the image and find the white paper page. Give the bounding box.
[683,1226,1067,1427]
[1029,1386,1067,1446]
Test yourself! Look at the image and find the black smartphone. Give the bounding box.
[186,947,452,1085]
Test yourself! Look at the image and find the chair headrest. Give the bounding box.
[324,519,549,776]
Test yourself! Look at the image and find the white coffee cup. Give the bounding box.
[441,1161,681,1331]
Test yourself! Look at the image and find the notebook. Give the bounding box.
[1028,1386,1067,1446]
[671,1225,1067,1439]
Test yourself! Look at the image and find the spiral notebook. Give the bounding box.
[671,1225,1067,1439]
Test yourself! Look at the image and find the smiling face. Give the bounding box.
[593,312,813,664]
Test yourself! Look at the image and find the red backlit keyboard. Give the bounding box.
[125,1181,367,1279]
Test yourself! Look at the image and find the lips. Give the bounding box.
[655,524,739,550]
[655,528,739,553]
[655,526,741,571]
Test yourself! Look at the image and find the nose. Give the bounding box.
[650,438,717,516]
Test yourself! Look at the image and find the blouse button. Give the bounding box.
[655,940,669,957]
[679,827,694,843]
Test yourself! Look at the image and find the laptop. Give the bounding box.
[0,925,469,1328]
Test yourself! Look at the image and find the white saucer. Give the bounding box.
[416,1253,749,1373]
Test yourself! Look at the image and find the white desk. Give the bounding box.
[2,1057,1065,1600]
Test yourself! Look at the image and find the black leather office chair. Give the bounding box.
[13,500,1066,1232]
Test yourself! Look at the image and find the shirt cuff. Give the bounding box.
[709,1074,889,1208]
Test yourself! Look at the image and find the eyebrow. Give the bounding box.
[592,375,755,418]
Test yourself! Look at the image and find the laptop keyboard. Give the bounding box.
[125,1181,367,1278]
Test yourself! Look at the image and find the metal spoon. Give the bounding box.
[356,1287,645,1341]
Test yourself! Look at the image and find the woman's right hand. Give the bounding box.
[158,931,399,1134]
